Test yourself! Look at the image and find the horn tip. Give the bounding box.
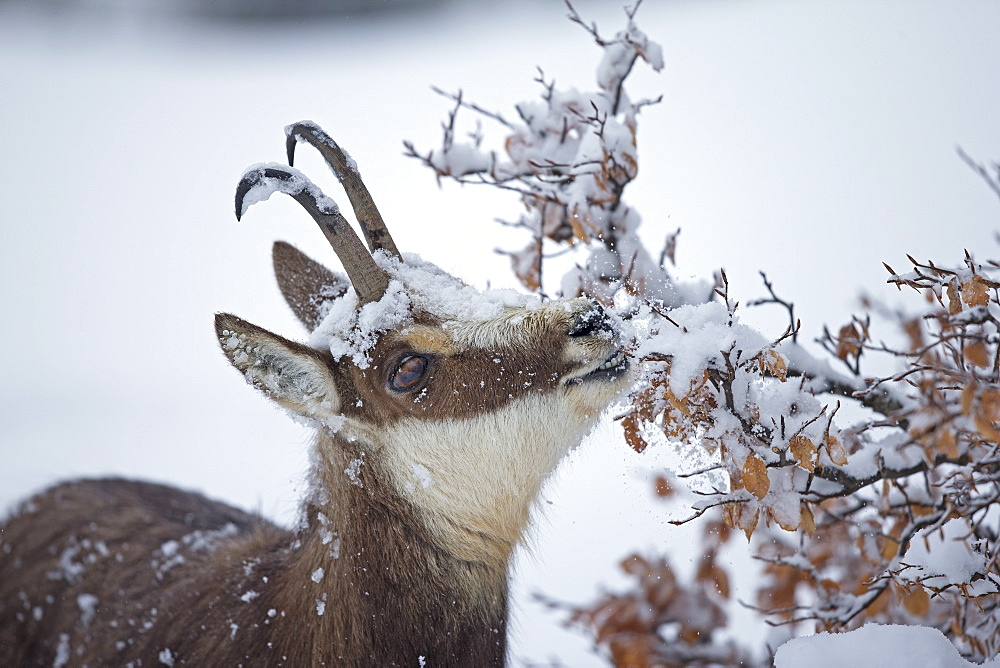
[285,133,297,166]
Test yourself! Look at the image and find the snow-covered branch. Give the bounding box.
[408,2,1000,664]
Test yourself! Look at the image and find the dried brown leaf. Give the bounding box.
[947,278,962,314]
[961,383,977,416]
[723,501,760,542]
[982,389,1000,422]
[836,323,863,360]
[698,561,731,600]
[878,535,898,563]
[965,341,991,368]
[653,474,673,498]
[825,434,849,466]
[622,413,648,453]
[759,563,801,613]
[679,626,701,645]
[903,318,924,351]
[937,428,959,459]
[974,412,1000,445]
[962,274,990,308]
[800,504,816,535]
[759,349,788,381]
[789,435,818,473]
[902,584,931,616]
[743,452,770,500]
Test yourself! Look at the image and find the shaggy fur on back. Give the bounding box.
[0,476,508,666]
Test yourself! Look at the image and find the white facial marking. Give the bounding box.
[377,377,628,564]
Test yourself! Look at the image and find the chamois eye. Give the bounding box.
[390,355,429,392]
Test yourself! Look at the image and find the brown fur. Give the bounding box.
[0,440,509,666]
[272,241,348,331]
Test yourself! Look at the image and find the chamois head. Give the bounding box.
[216,122,633,566]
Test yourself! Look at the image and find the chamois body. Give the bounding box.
[0,460,508,665]
[0,122,632,666]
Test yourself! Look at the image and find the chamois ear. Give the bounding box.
[272,241,350,331]
[215,312,341,421]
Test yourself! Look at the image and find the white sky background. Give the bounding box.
[1,0,999,664]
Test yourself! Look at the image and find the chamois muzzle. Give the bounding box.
[568,300,617,337]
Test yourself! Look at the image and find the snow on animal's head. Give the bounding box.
[220,122,634,563]
[217,249,632,560]
[220,249,631,432]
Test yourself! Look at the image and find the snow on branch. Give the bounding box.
[404,1,694,306]
[408,2,1000,664]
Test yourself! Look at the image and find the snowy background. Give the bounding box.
[2,0,999,664]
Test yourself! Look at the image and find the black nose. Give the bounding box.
[568,301,615,337]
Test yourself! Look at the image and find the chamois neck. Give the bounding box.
[271,432,510,665]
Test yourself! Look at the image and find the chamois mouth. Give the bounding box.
[568,348,630,385]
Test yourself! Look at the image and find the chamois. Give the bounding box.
[0,122,633,666]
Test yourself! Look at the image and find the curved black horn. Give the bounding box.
[236,164,390,305]
[285,121,402,259]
